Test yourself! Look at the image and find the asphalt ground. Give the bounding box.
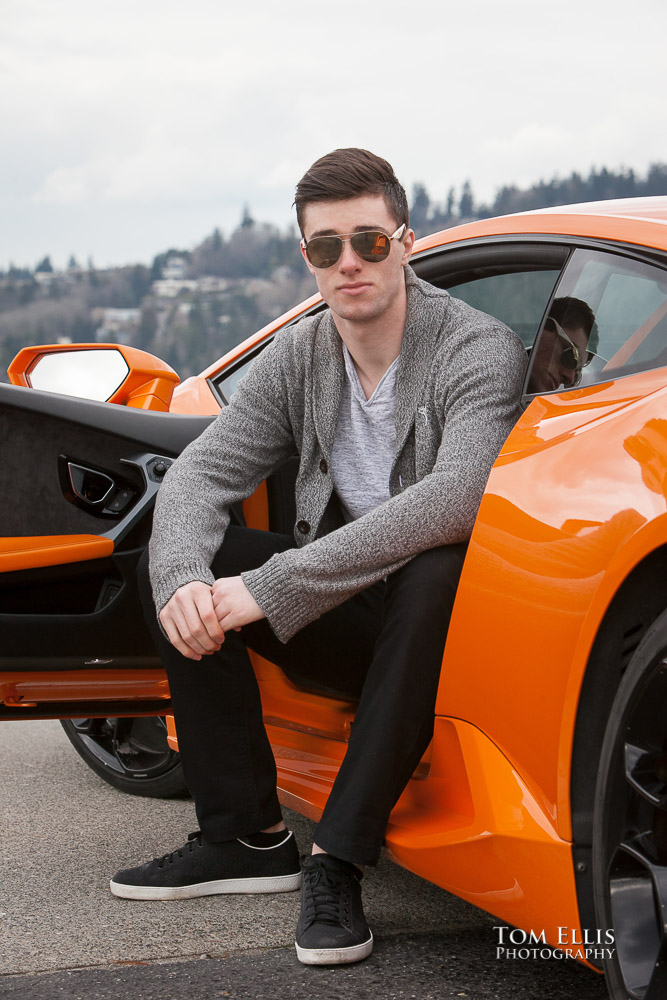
[0,720,608,999]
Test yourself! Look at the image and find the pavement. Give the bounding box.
[0,719,608,998]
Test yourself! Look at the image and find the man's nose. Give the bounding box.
[338,240,361,270]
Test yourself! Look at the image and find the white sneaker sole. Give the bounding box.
[295,931,373,965]
[109,871,302,900]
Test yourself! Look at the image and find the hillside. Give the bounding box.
[2,163,665,382]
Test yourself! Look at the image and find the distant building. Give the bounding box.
[161,256,188,280]
[196,276,229,294]
[93,307,141,342]
[34,270,59,287]
[152,278,198,298]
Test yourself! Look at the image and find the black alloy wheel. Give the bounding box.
[60,716,189,798]
[593,609,667,1000]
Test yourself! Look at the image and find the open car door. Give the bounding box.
[0,351,213,793]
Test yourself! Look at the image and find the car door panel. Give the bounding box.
[0,382,214,674]
[0,383,212,536]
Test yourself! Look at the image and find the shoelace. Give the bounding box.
[303,863,351,928]
[155,831,202,869]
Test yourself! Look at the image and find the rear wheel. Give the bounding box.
[60,716,189,798]
[593,609,667,999]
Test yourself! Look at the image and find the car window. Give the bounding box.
[416,243,568,352]
[213,345,267,403]
[212,304,328,404]
[447,269,562,349]
[526,249,667,394]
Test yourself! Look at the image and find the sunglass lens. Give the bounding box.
[351,232,390,262]
[560,346,579,370]
[306,237,343,269]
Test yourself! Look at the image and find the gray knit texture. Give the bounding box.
[149,267,528,642]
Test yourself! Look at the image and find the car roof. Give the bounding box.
[416,195,667,254]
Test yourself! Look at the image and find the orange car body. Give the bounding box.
[3,198,667,961]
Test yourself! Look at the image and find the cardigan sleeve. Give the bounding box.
[148,335,298,616]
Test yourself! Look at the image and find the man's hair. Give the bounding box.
[294,148,409,236]
[547,296,600,355]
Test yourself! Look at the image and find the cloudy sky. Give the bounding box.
[2,0,665,270]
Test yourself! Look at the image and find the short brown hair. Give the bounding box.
[294,148,409,236]
[547,296,600,355]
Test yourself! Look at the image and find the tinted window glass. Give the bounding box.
[213,347,266,403]
[448,269,562,348]
[527,249,667,394]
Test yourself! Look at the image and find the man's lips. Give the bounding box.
[337,282,372,295]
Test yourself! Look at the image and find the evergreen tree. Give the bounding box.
[410,183,431,237]
[458,181,474,219]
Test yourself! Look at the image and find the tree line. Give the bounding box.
[1,162,665,381]
[409,163,667,236]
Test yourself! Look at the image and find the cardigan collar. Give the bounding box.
[312,266,445,459]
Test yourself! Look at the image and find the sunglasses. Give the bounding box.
[546,318,596,388]
[551,319,586,371]
[301,224,406,269]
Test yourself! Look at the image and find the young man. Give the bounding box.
[111,149,528,965]
[528,296,598,393]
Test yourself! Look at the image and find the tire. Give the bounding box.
[60,716,189,798]
[593,608,667,1000]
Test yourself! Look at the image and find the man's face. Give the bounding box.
[529,322,590,393]
[300,194,414,326]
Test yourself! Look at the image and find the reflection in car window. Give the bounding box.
[448,270,562,349]
[527,249,667,394]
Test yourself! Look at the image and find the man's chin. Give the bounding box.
[330,297,383,324]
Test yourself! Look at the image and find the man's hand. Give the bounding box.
[159,581,225,661]
[211,576,265,633]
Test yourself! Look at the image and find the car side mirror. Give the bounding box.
[7,344,180,411]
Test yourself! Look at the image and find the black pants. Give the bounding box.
[138,527,467,866]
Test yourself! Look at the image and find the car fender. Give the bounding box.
[434,374,667,842]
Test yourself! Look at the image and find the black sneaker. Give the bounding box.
[110,829,302,900]
[295,854,373,965]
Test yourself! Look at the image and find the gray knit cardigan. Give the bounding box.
[149,267,527,642]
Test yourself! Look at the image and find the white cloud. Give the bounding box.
[1,0,666,267]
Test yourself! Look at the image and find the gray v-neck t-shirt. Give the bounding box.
[331,345,399,522]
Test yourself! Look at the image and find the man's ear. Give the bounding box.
[300,240,317,276]
[401,229,415,266]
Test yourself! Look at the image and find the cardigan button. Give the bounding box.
[319,458,328,474]
[296,519,310,535]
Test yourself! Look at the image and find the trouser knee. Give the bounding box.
[386,542,468,625]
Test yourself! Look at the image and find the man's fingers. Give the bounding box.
[162,621,202,660]
[160,582,225,658]
[191,589,226,644]
[159,611,203,660]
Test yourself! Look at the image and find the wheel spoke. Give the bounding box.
[61,717,186,797]
[610,842,667,998]
[625,740,667,810]
[69,718,103,735]
[108,717,176,778]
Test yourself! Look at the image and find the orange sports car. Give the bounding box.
[3,197,667,1000]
